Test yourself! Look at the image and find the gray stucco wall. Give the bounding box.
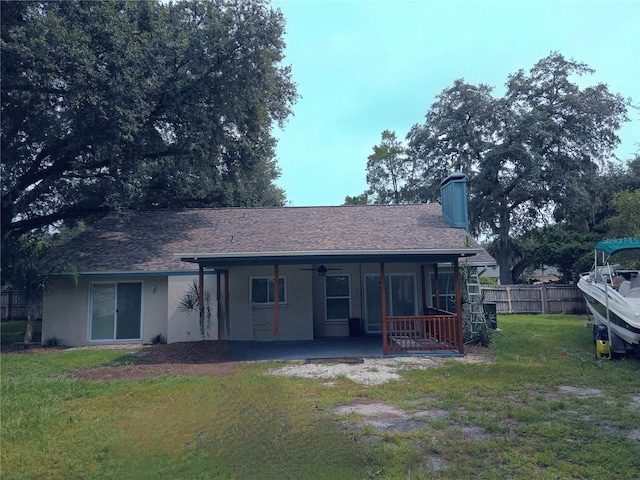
[227,265,313,341]
[42,276,168,347]
[167,274,217,343]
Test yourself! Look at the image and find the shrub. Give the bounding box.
[43,336,59,347]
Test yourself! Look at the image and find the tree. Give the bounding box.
[365,130,412,204]
[343,193,368,205]
[1,0,297,245]
[4,235,77,343]
[607,189,640,238]
[405,53,631,283]
[518,225,600,283]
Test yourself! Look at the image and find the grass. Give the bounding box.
[2,314,640,479]
[1,320,42,344]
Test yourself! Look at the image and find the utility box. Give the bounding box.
[348,317,363,337]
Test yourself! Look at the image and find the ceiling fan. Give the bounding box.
[300,265,342,276]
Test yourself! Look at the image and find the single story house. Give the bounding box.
[43,174,495,354]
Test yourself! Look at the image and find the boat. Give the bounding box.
[577,237,640,357]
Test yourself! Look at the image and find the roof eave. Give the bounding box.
[177,248,482,267]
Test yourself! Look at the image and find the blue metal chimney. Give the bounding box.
[440,172,469,231]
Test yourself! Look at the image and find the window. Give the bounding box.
[250,277,286,304]
[90,282,142,341]
[325,274,350,321]
[431,272,457,312]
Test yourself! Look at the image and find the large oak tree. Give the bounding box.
[1,0,297,243]
[365,53,631,283]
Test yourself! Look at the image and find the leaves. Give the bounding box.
[362,52,632,283]
[607,189,640,238]
[1,0,297,241]
[365,130,410,204]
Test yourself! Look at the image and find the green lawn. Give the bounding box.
[1,320,42,344]
[2,314,639,479]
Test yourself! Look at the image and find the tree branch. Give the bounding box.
[4,204,111,240]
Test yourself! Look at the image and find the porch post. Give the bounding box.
[434,263,440,310]
[420,265,427,315]
[453,258,464,354]
[199,264,205,330]
[224,270,230,337]
[273,265,280,335]
[216,271,223,339]
[380,262,388,355]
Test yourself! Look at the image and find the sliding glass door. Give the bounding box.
[90,283,142,341]
[364,274,417,333]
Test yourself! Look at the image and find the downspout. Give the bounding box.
[273,265,280,335]
[454,258,465,354]
[380,263,388,355]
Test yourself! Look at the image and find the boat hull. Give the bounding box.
[577,276,640,353]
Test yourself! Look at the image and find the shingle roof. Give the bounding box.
[53,204,495,273]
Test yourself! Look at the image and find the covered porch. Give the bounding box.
[182,252,470,356]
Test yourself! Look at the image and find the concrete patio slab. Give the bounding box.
[228,336,462,362]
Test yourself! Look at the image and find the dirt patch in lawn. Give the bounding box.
[72,341,239,381]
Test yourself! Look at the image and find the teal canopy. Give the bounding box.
[595,238,640,255]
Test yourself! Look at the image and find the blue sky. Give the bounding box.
[271,0,640,206]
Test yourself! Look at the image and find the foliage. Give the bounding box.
[485,160,639,283]
[2,234,77,342]
[343,193,368,205]
[479,276,498,285]
[43,336,60,348]
[507,225,600,283]
[150,334,166,345]
[2,315,640,479]
[364,130,410,205]
[178,281,212,338]
[607,188,640,238]
[359,53,632,283]
[1,0,297,243]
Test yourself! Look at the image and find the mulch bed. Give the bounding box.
[138,340,230,364]
[2,340,240,382]
[74,341,238,381]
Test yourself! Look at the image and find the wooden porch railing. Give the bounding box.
[383,310,463,354]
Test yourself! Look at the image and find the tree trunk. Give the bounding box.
[496,239,514,285]
[23,303,35,343]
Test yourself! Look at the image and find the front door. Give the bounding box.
[364,273,417,333]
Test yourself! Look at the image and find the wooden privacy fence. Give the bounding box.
[1,290,43,321]
[481,284,588,315]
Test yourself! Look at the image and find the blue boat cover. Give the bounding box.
[595,238,640,255]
